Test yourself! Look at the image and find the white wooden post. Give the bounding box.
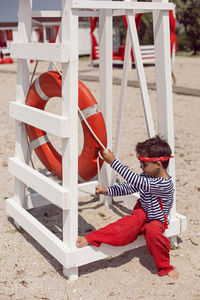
[43,25,47,42]
[99,7,113,205]
[152,0,176,217]
[61,0,79,280]
[111,28,131,185]
[14,0,32,208]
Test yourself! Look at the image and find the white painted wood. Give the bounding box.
[61,0,79,280]
[14,0,33,210]
[32,11,62,18]
[126,10,155,138]
[111,28,131,185]
[43,25,47,43]
[73,10,100,17]
[25,181,98,209]
[99,8,113,205]
[10,102,70,138]
[6,198,69,267]
[10,42,70,62]
[72,0,174,11]
[152,0,176,217]
[78,181,98,197]
[9,157,70,210]
[176,212,187,232]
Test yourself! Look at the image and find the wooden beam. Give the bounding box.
[8,157,70,210]
[10,102,70,138]
[72,0,174,11]
[10,42,69,62]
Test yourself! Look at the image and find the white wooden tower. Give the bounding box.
[6,0,186,281]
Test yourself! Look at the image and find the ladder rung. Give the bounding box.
[9,157,70,210]
[10,102,70,138]
[10,42,70,62]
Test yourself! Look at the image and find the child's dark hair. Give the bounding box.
[136,135,172,169]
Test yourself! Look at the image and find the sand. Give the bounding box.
[0,56,200,300]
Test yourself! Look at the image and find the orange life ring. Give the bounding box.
[25,70,107,182]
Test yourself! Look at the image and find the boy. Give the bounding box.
[77,135,179,279]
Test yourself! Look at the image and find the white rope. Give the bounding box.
[78,107,106,187]
[78,107,106,151]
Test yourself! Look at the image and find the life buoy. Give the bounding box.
[25,70,107,182]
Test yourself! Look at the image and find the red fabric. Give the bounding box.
[85,200,174,276]
[5,30,13,41]
[90,17,99,60]
[35,28,43,42]
[169,10,177,56]
[90,14,142,61]
[138,156,174,162]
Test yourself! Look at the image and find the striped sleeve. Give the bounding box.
[110,159,151,192]
[107,182,139,197]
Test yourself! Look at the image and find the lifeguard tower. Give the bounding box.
[6,0,186,281]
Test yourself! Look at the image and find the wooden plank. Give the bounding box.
[61,0,79,280]
[8,157,69,210]
[10,102,70,138]
[10,42,70,62]
[72,0,174,11]
[111,28,131,186]
[14,0,33,212]
[176,212,187,233]
[25,181,98,209]
[78,181,98,197]
[67,234,146,268]
[6,198,68,267]
[112,9,152,16]
[99,8,113,205]
[32,10,61,18]
[73,10,99,17]
[152,2,176,217]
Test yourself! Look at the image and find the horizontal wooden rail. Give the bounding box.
[9,157,69,210]
[72,0,174,11]
[10,102,70,138]
[10,42,69,62]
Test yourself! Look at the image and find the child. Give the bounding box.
[77,135,179,279]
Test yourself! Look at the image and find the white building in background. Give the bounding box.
[0,17,91,57]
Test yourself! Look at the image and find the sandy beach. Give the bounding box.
[0,55,200,300]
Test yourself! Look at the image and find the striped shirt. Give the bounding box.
[107,159,174,225]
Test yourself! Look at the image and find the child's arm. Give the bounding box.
[102,149,150,192]
[96,182,139,197]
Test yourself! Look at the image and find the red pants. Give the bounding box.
[85,200,174,276]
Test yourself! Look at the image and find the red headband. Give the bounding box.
[138,156,174,162]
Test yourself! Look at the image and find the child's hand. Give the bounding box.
[101,149,115,164]
[95,185,108,195]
